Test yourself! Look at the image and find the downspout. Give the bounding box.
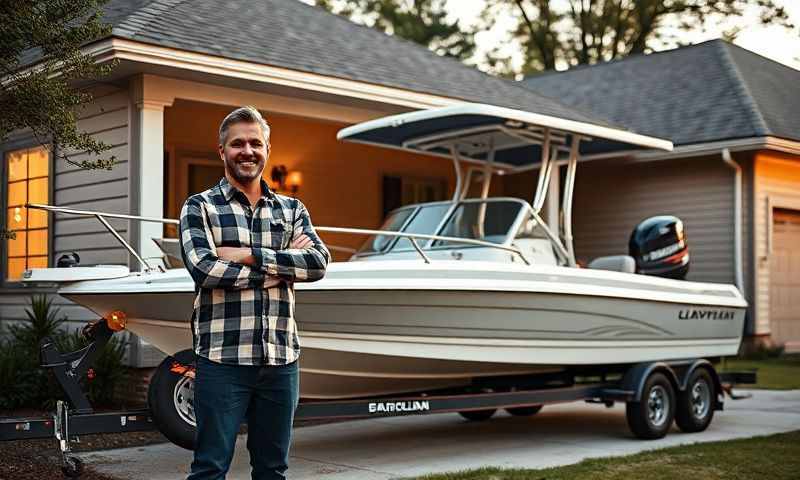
[722,148,744,294]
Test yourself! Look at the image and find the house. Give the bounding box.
[523,40,800,351]
[4,0,794,383]
[0,0,626,370]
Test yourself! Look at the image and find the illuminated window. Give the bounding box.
[5,146,49,281]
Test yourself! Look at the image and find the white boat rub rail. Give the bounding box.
[25,203,530,268]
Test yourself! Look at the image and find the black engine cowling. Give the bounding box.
[628,216,689,280]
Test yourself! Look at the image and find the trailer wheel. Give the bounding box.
[148,349,197,450]
[458,409,497,421]
[625,372,675,439]
[61,455,83,478]
[505,405,542,416]
[675,368,715,433]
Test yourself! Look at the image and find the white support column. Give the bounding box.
[130,75,174,270]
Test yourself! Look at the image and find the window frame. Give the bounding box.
[1,138,54,289]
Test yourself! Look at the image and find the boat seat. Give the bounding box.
[153,238,185,269]
[588,255,636,273]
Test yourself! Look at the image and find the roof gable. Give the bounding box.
[522,40,800,145]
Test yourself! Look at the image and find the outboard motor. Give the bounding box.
[628,216,689,280]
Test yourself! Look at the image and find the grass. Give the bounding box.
[718,354,800,390]
[407,430,800,480]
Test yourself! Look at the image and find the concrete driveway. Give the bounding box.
[81,389,800,479]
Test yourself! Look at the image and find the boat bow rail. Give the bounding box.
[24,203,531,270]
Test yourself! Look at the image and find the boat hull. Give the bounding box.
[57,261,746,399]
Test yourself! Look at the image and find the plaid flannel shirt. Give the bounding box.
[179,177,330,365]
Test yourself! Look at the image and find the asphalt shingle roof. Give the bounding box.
[522,39,800,145]
[93,0,617,130]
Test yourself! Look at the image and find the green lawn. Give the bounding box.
[408,430,800,480]
[718,354,800,390]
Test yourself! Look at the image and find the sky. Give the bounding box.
[304,0,800,72]
[449,0,800,72]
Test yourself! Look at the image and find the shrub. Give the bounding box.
[1,295,65,410]
[0,295,129,410]
[0,339,36,411]
[741,342,786,360]
[8,295,65,350]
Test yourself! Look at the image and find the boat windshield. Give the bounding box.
[358,207,415,254]
[393,203,451,251]
[434,200,523,246]
[357,199,526,256]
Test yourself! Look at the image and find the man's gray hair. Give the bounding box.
[218,106,271,146]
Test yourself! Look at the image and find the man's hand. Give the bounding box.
[291,234,313,250]
[216,246,254,265]
[217,235,312,265]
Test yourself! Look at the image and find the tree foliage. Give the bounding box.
[489,0,794,74]
[0,0,117,171]
[313,0,478,60]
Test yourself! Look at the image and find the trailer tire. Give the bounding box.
[148,350,197,450]
[61,455,83,478]
[626,372,675,439]
[458,409,497,421]
[505,405,542,416]
[675,368,715,433]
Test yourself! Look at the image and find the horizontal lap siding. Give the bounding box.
[0,87,131,335]
[53,88,130,268]
[572,155,739,285]
[753,151,800,336]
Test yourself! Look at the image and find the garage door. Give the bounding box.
[770,209,800,352]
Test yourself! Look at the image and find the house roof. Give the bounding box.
[522,39,800,146]
[91,0,623,130]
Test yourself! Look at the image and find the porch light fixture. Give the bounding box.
[285,171,303,194]
[270,165,303,195]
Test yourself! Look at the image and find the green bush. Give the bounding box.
[0,338,39,411]
[741,343,786,360]
[0,294,129,411]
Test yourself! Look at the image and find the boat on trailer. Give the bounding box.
[18,102,749,453]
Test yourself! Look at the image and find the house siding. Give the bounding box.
[753,150,800,338]
[570,154,747,286]
[0,85,130,331]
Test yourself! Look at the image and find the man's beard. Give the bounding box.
[223,153,265,184]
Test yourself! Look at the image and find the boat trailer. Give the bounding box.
[1,318,756,478]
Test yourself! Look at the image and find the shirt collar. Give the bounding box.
[218,176,275,205]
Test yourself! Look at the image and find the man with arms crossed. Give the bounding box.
[180,106,330,479]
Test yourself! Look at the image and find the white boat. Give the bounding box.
[24,103,747,401]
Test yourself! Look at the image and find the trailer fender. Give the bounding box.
[621,362,680,402]
[679,359,724,411]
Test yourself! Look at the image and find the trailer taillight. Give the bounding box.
[106,310,127,331]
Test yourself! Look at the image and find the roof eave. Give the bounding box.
[84,37,463,110]
[583,136,800,163]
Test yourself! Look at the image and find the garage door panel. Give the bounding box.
[770,209,800,351]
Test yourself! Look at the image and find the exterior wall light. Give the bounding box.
[270,165,302,196]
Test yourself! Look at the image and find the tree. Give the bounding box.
[0,0,116,173]
[491,0,794,74]
[313,0,478,60]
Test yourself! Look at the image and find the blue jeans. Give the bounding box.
[188,356,299,480]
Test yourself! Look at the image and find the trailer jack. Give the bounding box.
[0,319,156,478]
